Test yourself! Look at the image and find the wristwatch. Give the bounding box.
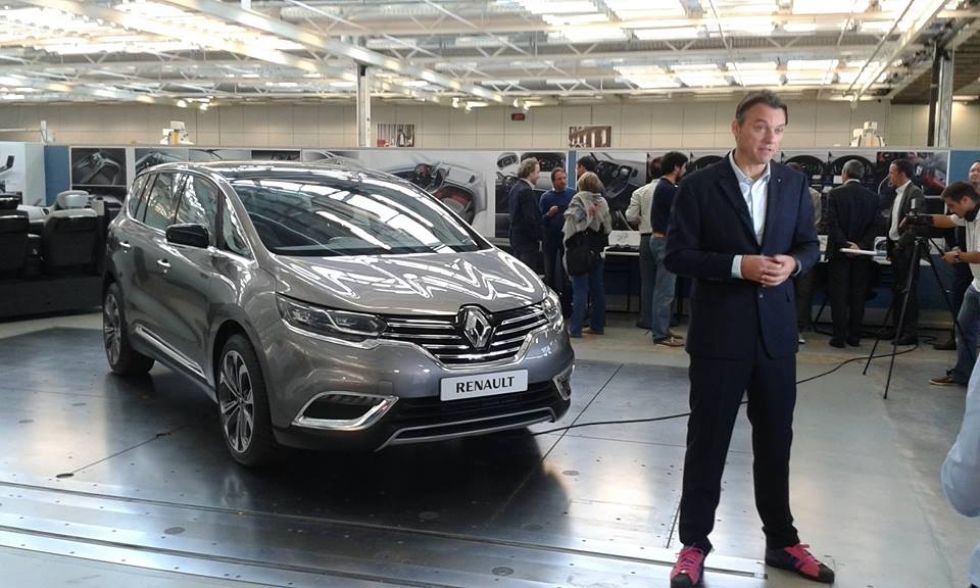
[954,251,961,263]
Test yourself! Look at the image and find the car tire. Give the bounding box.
[103,282,155,376]
[217,334,278,467]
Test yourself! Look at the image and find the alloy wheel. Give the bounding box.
[103,293,121,365]
[219,350,255,454]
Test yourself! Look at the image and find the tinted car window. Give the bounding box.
[127,174,150,218]
[221,197,251,259]
[143,173,182,230]
[175,176,219,242]
[229,175,485,257]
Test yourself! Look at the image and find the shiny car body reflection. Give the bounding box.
[103,161,573,467]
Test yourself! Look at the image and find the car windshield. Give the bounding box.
[230,174,486,257]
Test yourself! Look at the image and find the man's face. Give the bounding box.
[576,163,585,178]
[552,170,568,192]
[969,162,980,189]
[677,162,688,179]
[888,163,906,187]
[528,164,541,186]
[946,195,977,219]
[731,104,785,166]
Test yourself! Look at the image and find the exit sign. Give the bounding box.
[510,112,526,121]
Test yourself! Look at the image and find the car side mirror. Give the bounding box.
[166,223,210,248]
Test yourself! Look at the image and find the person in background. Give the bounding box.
[924,183,980,388]
[942,354,980,588]
[664,91,831,588]
[885,158,925,346]
[508,157,542,269]
[540,167,576,314]
[649,151,688,348]
[576,155,597,180]
[627,160,661,330]
[825,159,879,348]
[786,162,822,344]
[936,160,980,351]
[562,171,611,338]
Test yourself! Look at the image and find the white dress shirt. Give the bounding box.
[627,179,658,234]
[888,180,911,241]
[728,151,770,279]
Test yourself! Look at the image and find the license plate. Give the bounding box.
[440,370,528,401]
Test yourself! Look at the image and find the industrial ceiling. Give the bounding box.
[0,0,977,108]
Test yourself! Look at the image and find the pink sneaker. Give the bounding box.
[670,546,706,587]
[765,543,835,583]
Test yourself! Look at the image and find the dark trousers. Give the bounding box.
[944,264,973,341]
[542,232,571,313]
[794,269,816,330]
[679,335,800,553]
[512,245,539,273]
[827,256,872,342]
[890,246,919,338]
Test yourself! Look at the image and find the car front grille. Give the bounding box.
[380,303,549,365]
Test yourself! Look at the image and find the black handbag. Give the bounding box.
[564,227,607,276]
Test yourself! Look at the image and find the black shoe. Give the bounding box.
[635,321,650,330]
[846,338,861,347]
[933,337,956,351]
[893,335,918,346]
[828,338,845,348]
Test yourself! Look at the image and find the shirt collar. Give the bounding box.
[844,178,860,185]
[728,150,770,185]
[896,179,911,193]
[522,178,535,188]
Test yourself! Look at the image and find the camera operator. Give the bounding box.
[936,160,980,350]
[886,159,926,345]
[921,182,980,387]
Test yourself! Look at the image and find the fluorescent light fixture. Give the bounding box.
[782,23,819,33]
[604,0,686,19]
[859,20,897,34]
[722,19,776,35]
[737,73,783,86]
[954,95,978,101]
[792,0,868,14]
[465,101,489,108]
[366,38,418,50]
[176,99,188,108]
[455,36,508,47]
[633,27,701,40]
[676,74,730,87]
[787,59,838,70]
[481,79,520,86]
[546,78,586,85]
[728,61,777,71]
[549,27,627,43]
[515,0,600,14]
[543,13,612,26]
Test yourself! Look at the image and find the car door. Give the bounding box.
[152,174,220,378]
[121,172,182,340]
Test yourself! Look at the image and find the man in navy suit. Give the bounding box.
[664,91,833,587]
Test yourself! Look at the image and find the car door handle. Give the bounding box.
[156,259,171,269]
[119,240,131,250]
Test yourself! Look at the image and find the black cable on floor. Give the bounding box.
[532,343,921,436]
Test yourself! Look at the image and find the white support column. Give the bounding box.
[935,50,953,148]
[356,65,372,148]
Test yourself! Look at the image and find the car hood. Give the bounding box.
[272,249,546,315]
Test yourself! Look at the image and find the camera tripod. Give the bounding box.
[863,235,964,399]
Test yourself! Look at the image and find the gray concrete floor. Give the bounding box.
[0,310,975,587]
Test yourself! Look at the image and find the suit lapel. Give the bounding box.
[715,161,757,244]
[761,167,782,249]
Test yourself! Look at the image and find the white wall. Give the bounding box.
[2,99,979,149]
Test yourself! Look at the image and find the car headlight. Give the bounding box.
[542,290,563,327]
[276,294,386,342]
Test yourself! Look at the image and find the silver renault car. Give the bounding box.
[103,161,573,466]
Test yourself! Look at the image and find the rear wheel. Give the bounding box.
[217,334,278,467]
[103,282,154,376]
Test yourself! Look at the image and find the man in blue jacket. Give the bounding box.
[540,166,576,311]
[664,91,833,587]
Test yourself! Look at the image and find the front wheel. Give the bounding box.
[216,334,278,467]
[103,282,154,376]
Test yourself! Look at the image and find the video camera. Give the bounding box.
[903,209,945,239]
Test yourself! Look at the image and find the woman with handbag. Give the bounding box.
[562,172,612,337]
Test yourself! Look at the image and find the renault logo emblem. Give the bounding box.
[460,307,492,349]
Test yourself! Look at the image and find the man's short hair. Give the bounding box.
[661,151,689,176]
[517,157,539,179]
[735,90,788,126]
[577,171,604,193]
[891,158,915,179]
[841,159,865,180]
[551,166,566,182]
[943,181,980,203]
[577,155,597,173]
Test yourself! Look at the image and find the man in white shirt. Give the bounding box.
[943,345,980,588]
[626,161,660,329]
[925,183,980,386]
[885,159,926,345]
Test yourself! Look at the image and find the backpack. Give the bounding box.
[564,227,608,276]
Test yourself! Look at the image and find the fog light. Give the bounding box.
[553,364,573,400]
[293,392,398,431]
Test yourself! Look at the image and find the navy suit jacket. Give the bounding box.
[664,158,820,360]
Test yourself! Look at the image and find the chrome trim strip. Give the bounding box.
[133,325,206,380]
[382,332,460,341]
[498,308,545,327]
[292,392,398,431]
[490,334,529,348]
[496,319,548,337]
[377,408,555,450]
